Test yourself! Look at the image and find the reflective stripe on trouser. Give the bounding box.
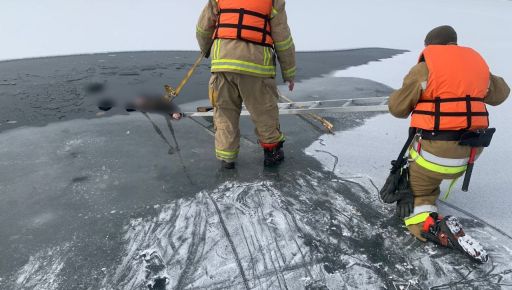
[404,205,438,226]
[215,148,239,162]
[409,147,468,175]
[405,156,466,240]
[409,146,468,200]
[210,72,283,161]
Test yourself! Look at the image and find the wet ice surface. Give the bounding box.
[1,50,511,289]
[0,49,403,133]
[2,113,511,289]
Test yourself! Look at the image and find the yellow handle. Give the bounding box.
[163,52,206,103]
[279,93,334,133]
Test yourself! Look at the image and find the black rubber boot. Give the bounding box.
[263,141,284,167]
[221,160,235,170]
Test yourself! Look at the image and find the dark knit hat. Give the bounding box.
[424,25,458,46]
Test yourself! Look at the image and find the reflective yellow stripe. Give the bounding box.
[215,149,239,155]
[263,47,269,66]
[278,133,285,142]
[443,177,460,201]
[283,66,296,78]
[213,59,274,70]
[216,149,239,161]
[212,59,276,77]
[265,47,273,66]
[271,7,279,18]
[410,148,467,175]
[196,26,210,37]
[212,40,217,60]
[404,212,431,226]
[212,65,276,76]
[275,36,294,52]
[213,39,222,60]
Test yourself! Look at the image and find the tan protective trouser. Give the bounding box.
[406,162,465,241]
[209,72,284,161]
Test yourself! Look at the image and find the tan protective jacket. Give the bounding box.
[389,61,510,178]
[196,0,296,81]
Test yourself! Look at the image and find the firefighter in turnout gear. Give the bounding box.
[388,25,510,262]
[196,0,296,169]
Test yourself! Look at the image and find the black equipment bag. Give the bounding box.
[380,128,416,205]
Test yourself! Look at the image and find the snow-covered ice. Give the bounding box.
[2,0,512,288]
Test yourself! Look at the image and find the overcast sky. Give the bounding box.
[1,0,511,61]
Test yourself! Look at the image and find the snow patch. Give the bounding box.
[15,244,71,290]
[105,174,393,289]
[105,172,512,289]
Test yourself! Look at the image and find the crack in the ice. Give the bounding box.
[141,112,176,154]
[314,150,338,173]
[165,115,195,186]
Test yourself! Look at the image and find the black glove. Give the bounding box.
[395,164,414,218]
[396,192,414,219]
[379,159,406,203]
[380,172,401,203]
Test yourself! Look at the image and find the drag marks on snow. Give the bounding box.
[15,244,71,290]
[105,172,417,289]
[107,170,512,289]
[8,170,512,289]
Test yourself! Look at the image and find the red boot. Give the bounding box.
[261,141,284,167]
[421,213,488,263]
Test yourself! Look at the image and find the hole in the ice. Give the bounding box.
[125,103,137,112]
[97,98,115,111]
[147,277,167,290]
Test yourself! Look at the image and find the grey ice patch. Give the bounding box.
[27,211,57,229]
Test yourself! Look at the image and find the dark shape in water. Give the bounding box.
[85,82,106,94]
[132,94,181,114]
[72,176,89,183]
[125,102,137,112]
[97,98,115,111]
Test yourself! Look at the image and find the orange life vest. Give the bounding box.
[411,45,490,131]
[214,0,274,47]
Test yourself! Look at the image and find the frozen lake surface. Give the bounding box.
[1,50,512,289]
